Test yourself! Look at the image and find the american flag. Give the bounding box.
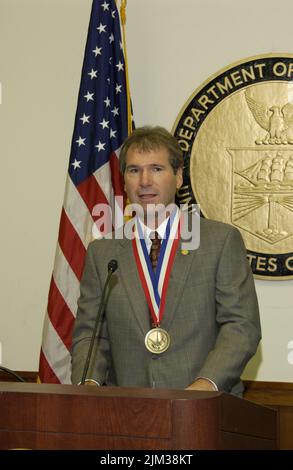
[39,0,133,383]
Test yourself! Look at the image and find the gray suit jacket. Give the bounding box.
[71,218,261,394]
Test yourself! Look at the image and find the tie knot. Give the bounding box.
[150,231,160,241]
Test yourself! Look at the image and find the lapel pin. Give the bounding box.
[181,249,189,256]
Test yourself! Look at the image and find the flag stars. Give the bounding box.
[101,1,109,10]
[115,84,122,94]
[84,91,94,102]
[72,159,82,169]
[104,97,111,107]
[92,46,102,57]
[111,106,119,116]
[95,141,106,152]
[88,69,98,79]
[116,61,124,71]
[97,23,106,34]
[99,118,109,129]
[111,10,116,18]
[110,129,117,138]
[109,33,114,44]
[80,114,90,124]
[76,136,86,147]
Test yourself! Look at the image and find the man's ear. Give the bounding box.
[176,167,183,190]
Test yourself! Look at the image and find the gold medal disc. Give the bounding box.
[145,327,170,354]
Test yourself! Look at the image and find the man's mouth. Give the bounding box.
[138,193,158,200]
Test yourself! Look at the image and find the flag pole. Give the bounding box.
[120,0,133,134]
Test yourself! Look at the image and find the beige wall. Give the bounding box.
[0,0,293,381]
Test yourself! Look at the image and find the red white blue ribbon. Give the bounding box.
[132,209,180,326]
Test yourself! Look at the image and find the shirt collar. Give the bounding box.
[136,216,170,251]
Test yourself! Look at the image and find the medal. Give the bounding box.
[145,327,170,354]
[132,209,181,354]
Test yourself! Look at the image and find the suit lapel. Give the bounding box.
[162,242,195,331]
[117,238,151,335]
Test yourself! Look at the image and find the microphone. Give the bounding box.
[0,365,25,382]
[80,259,118,385]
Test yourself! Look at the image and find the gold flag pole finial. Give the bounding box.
[120,0,132,135]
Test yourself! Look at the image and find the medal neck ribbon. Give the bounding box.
[132,209,181,327]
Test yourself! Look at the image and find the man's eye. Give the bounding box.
[153,167,163,172]
[128,168,138,173]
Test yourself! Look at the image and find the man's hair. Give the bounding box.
[119,126,183,174]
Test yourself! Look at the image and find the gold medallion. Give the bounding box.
[145,327,170,354]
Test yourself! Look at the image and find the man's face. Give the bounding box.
[124,146,183,216]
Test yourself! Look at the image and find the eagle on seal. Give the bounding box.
[245,90,293,144]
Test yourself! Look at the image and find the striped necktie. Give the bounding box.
[149,231,161,271]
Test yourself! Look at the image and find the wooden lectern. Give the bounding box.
[0,382,277,449]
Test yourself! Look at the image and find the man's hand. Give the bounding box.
[81,379,99,386]
[185,378,217,391]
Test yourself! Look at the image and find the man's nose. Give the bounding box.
[140,169,152,186]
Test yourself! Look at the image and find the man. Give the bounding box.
[71,126,261,395]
